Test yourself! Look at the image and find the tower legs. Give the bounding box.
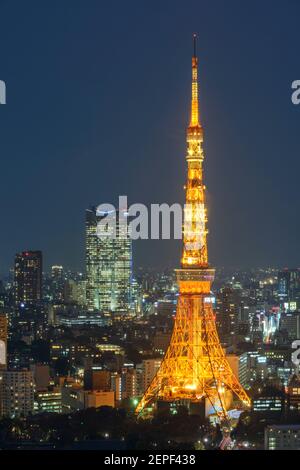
[136,295,250,417]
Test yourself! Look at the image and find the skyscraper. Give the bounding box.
[50,265,64,302]
[215,286,240,342]
[14,251,43,306]
[86,207,132,313]
[278,268,300,309]
[0,314,7,370]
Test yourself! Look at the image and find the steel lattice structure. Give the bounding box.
[136,36,250,419]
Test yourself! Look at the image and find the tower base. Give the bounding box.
[136,291,250,420]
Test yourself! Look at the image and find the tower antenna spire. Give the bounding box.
[189,33,200,128]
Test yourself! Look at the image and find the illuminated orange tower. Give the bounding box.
[136,36,250,419]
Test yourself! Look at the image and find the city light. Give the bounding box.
[0,4,299,455]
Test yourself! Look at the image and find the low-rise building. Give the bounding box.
[35,387,62,414]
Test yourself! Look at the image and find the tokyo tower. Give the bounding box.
[136,36,250,420]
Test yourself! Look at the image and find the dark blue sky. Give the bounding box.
[0,0,300,274]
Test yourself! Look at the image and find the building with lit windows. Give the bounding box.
[238,352,249,388]
[215,286,240,343]
[265,425,300,450]
[0,314,8,370]
[14,251,42,306]
[63,279,87,306]
[51,265,63,278]
[142,358,162,393]
[121,367,138,399]
[50,341,70,363]
[278,268,300,308]
[86,207,132,314]
[253,388,285,413]
[35,388,62,414]
[1,370,34,418]
[279,311,300,340]
[253,396,284,413]
[80,390,115,408]
[50,265,64,302]
[110,372,122,402]
[57,311,110,327]
[286,375,300,411]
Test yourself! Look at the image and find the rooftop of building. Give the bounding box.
[266,424,300,431]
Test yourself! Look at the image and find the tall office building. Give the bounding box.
[51,265,64,302]
[14,251,43,306]
[63,279,86,306]
[142,359,162,393]
[0,314,8,370]
[86,207,132,313]
[278,268,300,309]
[215,286,240,342]
[279,311,300,340]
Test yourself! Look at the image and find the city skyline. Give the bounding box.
[2,1,300,454]
[1,1,300,274]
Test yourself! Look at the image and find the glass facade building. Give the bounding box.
[86,207,132,314]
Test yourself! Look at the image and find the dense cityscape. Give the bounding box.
[1,1,300,459]
[1,245,300,450]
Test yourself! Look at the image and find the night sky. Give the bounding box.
[0,0,300,274]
